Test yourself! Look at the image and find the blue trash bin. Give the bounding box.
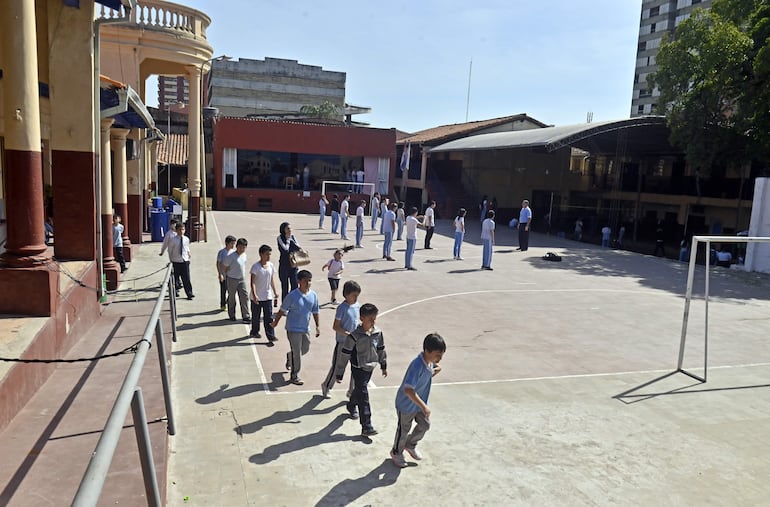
[150,209,170,242]
[151,196,163,209]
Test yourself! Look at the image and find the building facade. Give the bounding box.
[631,0,712,116]
[159,75,190,109]
[207,57,346,118]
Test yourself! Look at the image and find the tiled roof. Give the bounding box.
[157,133,188,166]
[398,114,549,145]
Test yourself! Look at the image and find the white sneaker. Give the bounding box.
[390,449,407,468]
[404,446,423,460]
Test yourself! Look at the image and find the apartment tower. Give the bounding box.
[631,0,712,116]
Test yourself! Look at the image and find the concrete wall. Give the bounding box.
[745,177,770,273]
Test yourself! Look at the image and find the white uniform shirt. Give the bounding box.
[250,261,276,301]
[406,215,420,240]
[425,207,435,227]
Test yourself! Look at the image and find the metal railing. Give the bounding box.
[72,264,179,507]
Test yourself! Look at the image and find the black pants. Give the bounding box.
[424,227,435,248]
[348,366,374,429]
[172,261,193,297]
[279,265,298,300]
[114,246,126,272]
[518,223,530,251]
[654,242,666,257]
[250,300,275,339]
[219,279,227,308]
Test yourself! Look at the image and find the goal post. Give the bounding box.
[321,180,375,201]
[677,234,770,382]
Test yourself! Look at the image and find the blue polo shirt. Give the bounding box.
[334,301,360,343]
[519,206,532,224]
[280,288,319,333]
[395,353,434,414]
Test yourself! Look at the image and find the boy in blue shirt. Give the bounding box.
[390,333,446,468]
[321,280,360,399]
[271,270,320,385]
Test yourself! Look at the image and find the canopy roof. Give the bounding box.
[430,116,678,156]
[100,75,155,130]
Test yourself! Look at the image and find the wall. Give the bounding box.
[745,177,770,273]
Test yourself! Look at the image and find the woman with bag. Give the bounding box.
[277,222,302,300]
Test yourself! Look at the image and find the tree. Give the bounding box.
[650,0,770,175]
[299,100,340,120]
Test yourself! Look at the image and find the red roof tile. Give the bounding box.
[157,133,188,166]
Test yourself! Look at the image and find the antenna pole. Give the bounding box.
[465,59,473,122]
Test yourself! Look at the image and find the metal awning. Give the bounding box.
[430,116,678,156]
[100,78,155,130]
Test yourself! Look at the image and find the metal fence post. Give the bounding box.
[154,319,176,435]
[131,388,162,507]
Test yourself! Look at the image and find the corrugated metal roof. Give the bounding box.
[430,117,669,154]
[398,114,549,145]
[157,133,188,166]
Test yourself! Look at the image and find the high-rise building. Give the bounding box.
[158,76,189,110]
[205,57,346,119]
[631,0,712,117]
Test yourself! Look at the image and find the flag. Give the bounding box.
[400,142,411,174]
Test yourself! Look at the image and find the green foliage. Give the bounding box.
[299,100,340,120]
[650,0,770,174]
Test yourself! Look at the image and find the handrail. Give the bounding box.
[72,263,178,507]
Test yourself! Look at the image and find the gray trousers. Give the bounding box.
[287,331,311,379]
[226,277,250,320]
[322,342,355,395]
[392,410,430,453]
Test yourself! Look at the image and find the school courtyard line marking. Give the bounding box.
[260,361,770,397]
[247,287,670,395]
[378,287,665,317]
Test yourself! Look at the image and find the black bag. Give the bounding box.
[542,252,562,262]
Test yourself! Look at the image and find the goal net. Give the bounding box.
[677,234,770,382]
[320,180,375,201]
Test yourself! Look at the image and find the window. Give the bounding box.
[650,23,656,33]
[639,89,651,98]
[637,105,645,115]
[649,6,659,17]
[692,0,701,4]
[634,73,640,84]
[638,41,647,52]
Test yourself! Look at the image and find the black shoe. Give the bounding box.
[348,405,359,419]
[229,316,236,321]
[242,317,251,323]
[268,335,278,342]
[266,340,275,347]
[188,294,195,300]
[424,246,432,250]
[285,352,291,371]
[361,427,378,437]
[516,247,522,251]
[249,331,261,338]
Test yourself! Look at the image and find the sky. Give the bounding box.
[146,0,643,134]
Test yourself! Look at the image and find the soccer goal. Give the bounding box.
[320,180,375,201]
[677,234,770,382]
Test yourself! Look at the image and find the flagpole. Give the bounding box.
[465,59,472,122]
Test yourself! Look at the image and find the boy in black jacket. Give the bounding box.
[335,303,387,437]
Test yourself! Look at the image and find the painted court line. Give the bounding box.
[261,361,770,397]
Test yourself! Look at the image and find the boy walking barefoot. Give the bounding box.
[321,280,360,399]
[390,333,446,468]
[335,303,387,437]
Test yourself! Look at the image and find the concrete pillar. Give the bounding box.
[110,127,132,260]
[0,0,48,264]
[420,149,429,207]
[187,65,202,241]
[101,119,120,289]
[126,129,143,245]
[0,0,58,316]
[48,0,96,260]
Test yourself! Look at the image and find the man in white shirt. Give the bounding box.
[160,218,181,290]
[355,200,367,248]
[168,222,194,298]
[250,244,279,344]
[340,195,350,240]
[405,207,424,270]
[481,210,496,270]
[222,237,250,322]
[382,203,397,261]
[423,200,436,249]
